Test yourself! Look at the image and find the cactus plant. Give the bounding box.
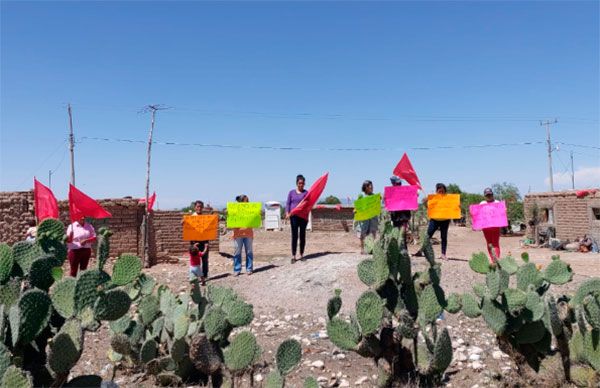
[326,228,454,385]
[111,254,142,286]
[0,227,141,387]
[0,244,13,285]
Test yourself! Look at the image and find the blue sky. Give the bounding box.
[1,1,598,209]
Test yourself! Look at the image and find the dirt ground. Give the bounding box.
[71,225,600,387]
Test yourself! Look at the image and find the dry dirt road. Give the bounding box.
[72,226,600,387]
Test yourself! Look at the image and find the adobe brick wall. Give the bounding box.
[524,190,600,242]
[311,206,354,232]
[152,211,221,257]
[0,191,35,245]
[0,191,220,263]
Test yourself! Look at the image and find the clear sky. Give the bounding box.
[1,1,598,209]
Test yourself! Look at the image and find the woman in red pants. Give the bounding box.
[480,188,501,262]
[66,217,97,276]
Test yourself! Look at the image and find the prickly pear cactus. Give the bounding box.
[569,278,600,377]
[456,251,576,381]
[0,226,137,387]
[326,227,453,385]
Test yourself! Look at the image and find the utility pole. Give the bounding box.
[570,150,575,190]
[48,170,52,189]
[540,119,558,192]
[142,104,168,267]
[68,104,76,185]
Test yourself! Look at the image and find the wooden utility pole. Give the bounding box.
[540,119,558,192]
[142,104,167,267]
[570,151,575,190]
[68,104,76,185]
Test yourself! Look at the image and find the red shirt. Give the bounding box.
[189,252,202,266]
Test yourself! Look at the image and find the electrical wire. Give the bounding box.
[16,139,67,189]
[78,136,548,152]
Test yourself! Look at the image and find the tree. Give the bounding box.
[319,195,341,205]
[447,183,462,194]
[491,182,524,223]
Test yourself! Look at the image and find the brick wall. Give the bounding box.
[148,210,221,258]
[0,191,220,263]
[524,190,600,242]
[0,191,35,245]
[311,205,354,232]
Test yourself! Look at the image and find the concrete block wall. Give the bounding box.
[524,190,600,242]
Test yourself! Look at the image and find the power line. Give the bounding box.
[555,142,600,150]
[78,136,548,152]
[15,139,67,189]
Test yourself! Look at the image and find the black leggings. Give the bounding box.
[290,215,308,256]
[427,220,450,255]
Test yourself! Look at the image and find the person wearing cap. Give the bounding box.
[389,176,412,236]
[355,180,379,254]
[480,188,501,262]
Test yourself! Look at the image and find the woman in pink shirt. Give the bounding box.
[66,217,97,276]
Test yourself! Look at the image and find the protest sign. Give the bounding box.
[226,202,262,228]
[469,201,508,230]
[182,214,219,241]
[354,193,382,221]
[427,194,461,220]
[384,185,419,211]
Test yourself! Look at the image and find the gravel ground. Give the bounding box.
[70,225,600,387]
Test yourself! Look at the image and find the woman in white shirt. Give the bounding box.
[480,188,501,261]
[66,217,97,276]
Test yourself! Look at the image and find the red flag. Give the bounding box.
[138,192,156,211]
[393,153,422,190]
[289,172,329,220]
[33,178,59,221]
[68,184,112,222]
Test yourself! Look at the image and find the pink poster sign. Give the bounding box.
[469,201,509,230]
[384,185,419,211]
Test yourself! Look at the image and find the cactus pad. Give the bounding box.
[0,244,13,284]
[543,257,572,285]
[63,375,103,387]
[472,283,488,299]
[204,306,230,341]
[418,284,445,324]
[357,259,376,287]
[170,338,189,363]
[48,332,81,375]
[111,254,142,286]
[327,290,342,320]
[304,376,319,388]
[12,241,44,275]
[74,269,110,313]
[0,343,10,381]
[224,331,260,372]
[50,277,76,319]
[110,333,133,356]
[222,298,254,327]
[445,293,462,314]
[516,263,543,291]
[497,256,518,275]
[173,312,190,340]
[430,327,452,373]
[524,289,545,321]
[356,291,384,335]
[469,252,490,274]
[29,255,59,291]
[140,339,158,364]
[514,320,546,344]
[482,297,506,335]
[17,289,52,344]
[207,285,236,306]
[503,288,527,315]
[275,339,302,376]
[583,330,600,371]
[461,293,481,318]
[138,295,160,326]
[0,279,21,309]
[265,370,284,388]
[0,366,33,388]
[327,317,360,350]
[573,279,600,306]
[93,290,131,321]
[109,314,132,334]
[138,274,156,295]
[583,295,600,330]
[189,334,223,374]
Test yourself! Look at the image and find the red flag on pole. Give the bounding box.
[68,184,112,222]
[33,178,59,221]
[138,192,156,211]
[393,153,422,190]
[289,172,329,220]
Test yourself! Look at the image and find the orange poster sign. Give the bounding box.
[427,194,461,220]
[182,214,219,241]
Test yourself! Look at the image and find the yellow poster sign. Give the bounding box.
[427,194,461,220]
[182,214,219,241]
[226,202,262,228]
[354,193,382,221]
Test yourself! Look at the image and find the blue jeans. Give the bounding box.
[428,219,450,255]
[233,237,253,273]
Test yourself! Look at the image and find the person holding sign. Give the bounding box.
[190,200,210,285]
[231,195,254,276]
[426,183,452,260]
[355,180,380,254]
[479,188,501,262]
[286,175,309,263]
[388,176,412,232]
